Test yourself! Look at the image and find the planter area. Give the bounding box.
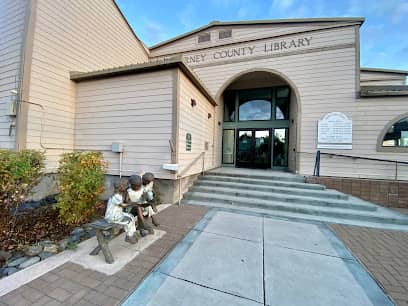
[0,195,105,279]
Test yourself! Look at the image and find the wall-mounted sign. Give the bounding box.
[317,112,352,149]
[186,133,192,151]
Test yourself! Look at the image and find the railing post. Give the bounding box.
[313,150,321,177]
[395,162,398,181]
[202,152,205,176]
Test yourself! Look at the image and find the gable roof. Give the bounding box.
[150,17,365,49]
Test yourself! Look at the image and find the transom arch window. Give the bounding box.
[378,114,408,151]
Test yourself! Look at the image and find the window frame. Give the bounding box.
[377,113,408,152]
[198,32,211,44]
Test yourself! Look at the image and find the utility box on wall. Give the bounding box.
[111,142,124,153]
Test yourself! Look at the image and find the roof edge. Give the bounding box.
[112,0,150,58]
[360,67,408,75]
[70,58,217,106]
[360,85,408,97]
[150,17,365,50]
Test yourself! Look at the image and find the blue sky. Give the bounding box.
[116,0,408,71]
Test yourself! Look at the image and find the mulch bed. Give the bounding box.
[0,201,106,252]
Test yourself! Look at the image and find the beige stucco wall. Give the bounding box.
[74,69,175,179]
[0,0,28,149]
[177,70,216,176]
[152,23,408,180]
[23,0,149,170]
[360,71,406,86]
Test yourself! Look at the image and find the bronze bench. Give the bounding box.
[88,219,124,264]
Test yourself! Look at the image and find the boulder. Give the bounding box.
[59,238,70,251]
[0,251,12,262]
[39,252,53,260]
[7,256,29,267]
[19,256,40,269]
[25,245,43,256]
[43,244,58,254]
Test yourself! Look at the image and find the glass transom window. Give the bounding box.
[382,117,408,147]
[238,89,272,121]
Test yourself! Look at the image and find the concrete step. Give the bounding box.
[184,191,377,215]
[199,175,325,190]
[182,196,408,226]
[183,201,408,232]
[194,180,347,200]
[188,186,363,211]
[207,170,305,183]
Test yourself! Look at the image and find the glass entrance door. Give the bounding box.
[236,130,270,168]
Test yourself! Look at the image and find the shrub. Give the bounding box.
[0,149,45,222]
[55,152,107,224]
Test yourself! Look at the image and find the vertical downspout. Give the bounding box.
[15,0,37,151]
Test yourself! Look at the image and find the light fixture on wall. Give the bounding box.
[208,113,212,119]
[191,99,197,107]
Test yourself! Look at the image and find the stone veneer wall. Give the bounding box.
[306,176,408,209]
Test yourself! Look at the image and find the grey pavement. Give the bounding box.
[122,210,394,306]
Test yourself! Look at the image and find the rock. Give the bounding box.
[0,251,12,262]
[59,238,70,251]
[39,240,53,246]
[39,252,53,260]
[18,256,40,269]
[43,244,58,254]
[3,267,18,276]
[86,229,96,238]
[25,245,43,256]
[69,235,79,243]
[43,195,57,205]
[71,227,85,237]
[11,251,25,259]
[7,256,29,267]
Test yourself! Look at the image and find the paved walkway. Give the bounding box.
[123,210,393,306]
[331,224,408,306]
[0,205,208,306]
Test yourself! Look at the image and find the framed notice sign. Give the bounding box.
[317,112,352,149]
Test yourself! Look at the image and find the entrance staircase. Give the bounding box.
[181,168,408,231]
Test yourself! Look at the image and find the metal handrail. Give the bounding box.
[307,150,408,180]
[177,152,206,205]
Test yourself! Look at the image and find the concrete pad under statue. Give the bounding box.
[71,230,166,275]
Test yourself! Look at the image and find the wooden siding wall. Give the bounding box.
[178,71,216,176]
[360,71,406,86]
[74,70,174,179]
[150,22,360,57]
[25,0,149,170]
[0,0,28,149]
[181,25,408,180]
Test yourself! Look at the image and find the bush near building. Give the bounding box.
[0,149,45,224]
[55,151,108,224]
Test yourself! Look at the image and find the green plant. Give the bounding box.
[55,152,107,224]
[0,149,45,223]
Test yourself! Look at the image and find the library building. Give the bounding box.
[1,0,408,205]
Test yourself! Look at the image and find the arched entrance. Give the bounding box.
[217,69,300,172]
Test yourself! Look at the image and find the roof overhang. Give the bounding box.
[70,57,217,106]
[360,67,408,75]
[360,85,408,97]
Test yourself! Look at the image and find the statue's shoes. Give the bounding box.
[125,235,138,244]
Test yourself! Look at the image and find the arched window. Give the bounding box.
[378,114,408,151]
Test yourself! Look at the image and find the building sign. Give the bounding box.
[183,36,313,65]
[317,112,352,149]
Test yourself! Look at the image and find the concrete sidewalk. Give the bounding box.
[123,210,394,306]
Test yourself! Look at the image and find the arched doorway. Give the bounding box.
[217,70,300,172]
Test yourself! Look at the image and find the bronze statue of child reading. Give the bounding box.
[125,175,154,236]
[141,172,160,227]
[104,178,138,244]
